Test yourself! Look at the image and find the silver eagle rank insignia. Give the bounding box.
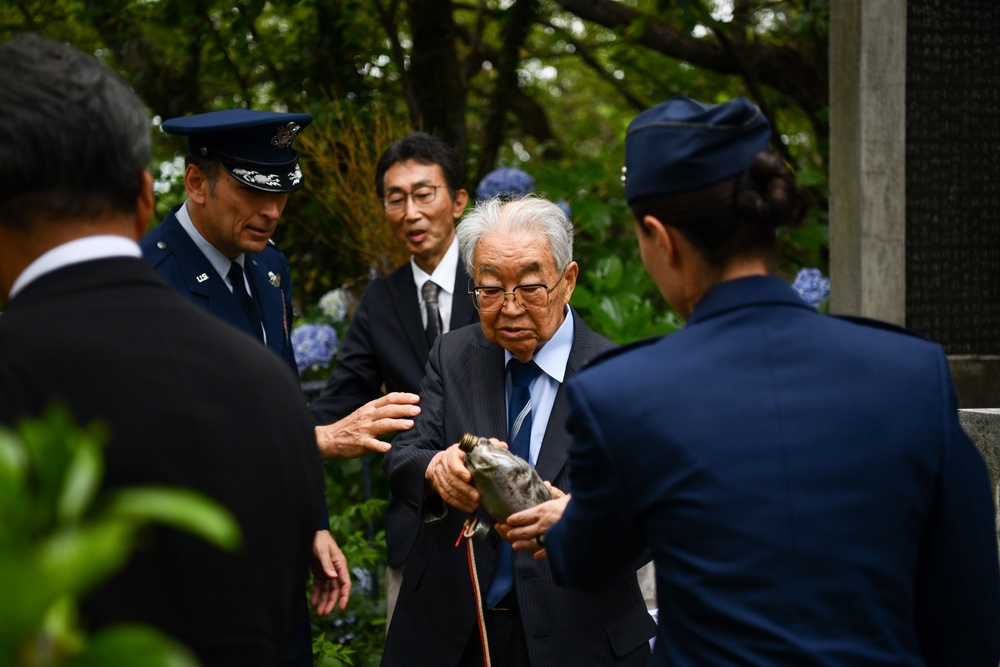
[271,122,301,148]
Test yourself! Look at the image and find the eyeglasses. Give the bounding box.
[469,274,565,312]
[383,185,444,212]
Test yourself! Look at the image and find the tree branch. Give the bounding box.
[552,0,827,117]
[475,0,540,181]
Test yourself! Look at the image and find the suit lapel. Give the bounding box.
[389,267,431,361]
[535,310,600,482]
[468,332,507,440]
[450,263,477,330]
[245,254,287,348]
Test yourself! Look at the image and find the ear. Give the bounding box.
[561,260,579,303]
[132,170,155,239]
[451,188,470,219]
[184,163,209,205]
[642,215,684,268]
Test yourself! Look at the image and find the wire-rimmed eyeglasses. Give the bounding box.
[468,274,565,311]
[383,185,443,213]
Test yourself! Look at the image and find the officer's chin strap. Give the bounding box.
[457,516,492,667]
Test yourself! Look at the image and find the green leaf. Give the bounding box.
[58,440,103,525]
[37,522,136,598]
[104,487,242,552]
[0,553,57,651]
[63,624,200,667]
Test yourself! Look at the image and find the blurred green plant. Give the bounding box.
[0,406,241,666]
[309,456,389,667]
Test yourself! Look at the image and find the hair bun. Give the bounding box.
[741,152,809,229]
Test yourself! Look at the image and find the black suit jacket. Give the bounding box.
[0,258,323,666]
[381,310,654,666]
[309,259,479,567]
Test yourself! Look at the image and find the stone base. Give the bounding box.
[958,409,1000,544]
[949,356,1000,409]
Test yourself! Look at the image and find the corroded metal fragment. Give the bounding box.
[460,433,552,532]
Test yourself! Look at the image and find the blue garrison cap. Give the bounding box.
[623,96,770,203]
[162,109,313,193]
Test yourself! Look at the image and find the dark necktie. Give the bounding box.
[227,261,263,342]
[421,280,442,346]
[485,358,541,609]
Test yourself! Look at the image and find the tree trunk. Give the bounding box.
[406,0,468,161]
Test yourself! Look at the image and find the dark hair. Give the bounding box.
[374,132,465,200]
[0,33,151,229]
[184,152,221,195]
[630,151,808,269]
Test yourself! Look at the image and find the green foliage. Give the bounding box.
[0,406,242,666]
[309,456,389,666]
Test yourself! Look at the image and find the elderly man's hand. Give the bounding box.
[315,392,420,459]
[499,483,570,560]
[425,442,480,513]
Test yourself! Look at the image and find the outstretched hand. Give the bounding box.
[315,392,420,459]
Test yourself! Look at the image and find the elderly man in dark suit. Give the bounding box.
[381,196,654,667]
[308,132,479,627]
[0,33,323,665]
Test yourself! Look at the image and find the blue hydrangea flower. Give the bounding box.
[555,198,572,220]
[290,323,339,376]
[476,167,536,200]
[318,288,351,323]
[791,268,830,309]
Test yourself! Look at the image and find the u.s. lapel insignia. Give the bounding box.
[268,271,281,287]
[196,273,209,283]
[271,122,301,148]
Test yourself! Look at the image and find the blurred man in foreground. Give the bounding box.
[0,33,324,665]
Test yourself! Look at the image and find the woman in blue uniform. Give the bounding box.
[503,96,1000,667]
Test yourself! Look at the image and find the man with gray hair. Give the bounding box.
[382,196,654,666]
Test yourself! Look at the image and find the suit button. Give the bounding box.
[156,241,166,249]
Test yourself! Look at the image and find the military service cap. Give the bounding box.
[623,96,771,204]
[162,109,312,193]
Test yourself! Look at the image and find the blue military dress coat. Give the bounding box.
[546,275,1000,667]
[140,205,297,376]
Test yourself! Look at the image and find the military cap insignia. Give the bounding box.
[233,168,282,188]
[268,271,281,287]
[271,122,301,148]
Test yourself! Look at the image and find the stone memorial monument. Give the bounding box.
[830,0,999,408]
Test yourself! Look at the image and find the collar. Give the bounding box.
[10,235,141,300]
[504,305,575,383]
[687,275,813,325]
[410,238,458,296]
[177,200,246,278]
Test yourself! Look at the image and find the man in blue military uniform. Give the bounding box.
[141,110,421,666]
[142,109,306,371]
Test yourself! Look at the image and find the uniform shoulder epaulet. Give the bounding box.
[138,230,170,266]
[584,335,662,370]
[831,314,929,341]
